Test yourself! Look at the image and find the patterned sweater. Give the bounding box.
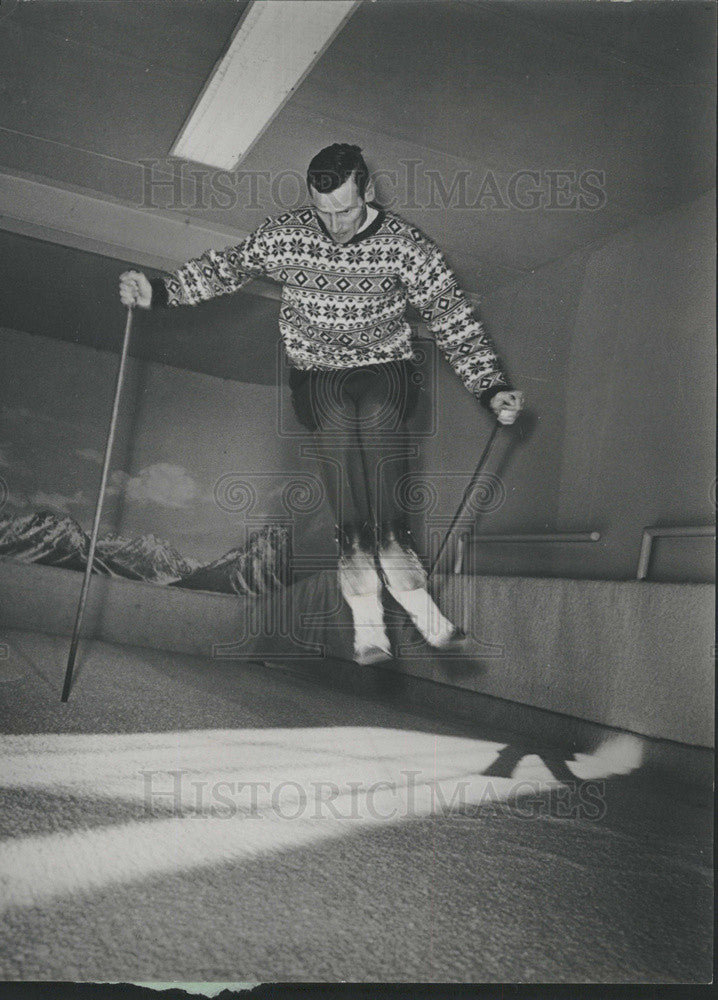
[152,206,510,404]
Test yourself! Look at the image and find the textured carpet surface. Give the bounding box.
[0,629,712,983]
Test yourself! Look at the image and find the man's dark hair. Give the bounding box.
[307,144,370,198]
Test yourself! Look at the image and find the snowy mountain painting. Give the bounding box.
[0,510,290,596]
[173,527,291,595]
[0,331,330,597]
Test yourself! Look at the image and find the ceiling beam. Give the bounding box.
[0,169,281,300]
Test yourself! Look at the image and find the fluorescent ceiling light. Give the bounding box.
[170,0,359,170]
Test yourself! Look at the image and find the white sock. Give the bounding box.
[343,591,391,660]
[388,586,457,648]
[378,535,458,647]
[339,553,391,661]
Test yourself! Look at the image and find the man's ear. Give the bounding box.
[363,178,376,203]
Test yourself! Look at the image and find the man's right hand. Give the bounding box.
[119,270,153,309]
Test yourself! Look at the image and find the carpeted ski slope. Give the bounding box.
[0,629,712,983]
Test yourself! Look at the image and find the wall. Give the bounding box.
[556,193,716,580]
[0,560,712,747]
[413,250,589,577]
[418,191,716,581]
[0,325,335,567]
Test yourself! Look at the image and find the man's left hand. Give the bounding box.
[490,390,524,425]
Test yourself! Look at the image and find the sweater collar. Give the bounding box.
[313,204,385,245]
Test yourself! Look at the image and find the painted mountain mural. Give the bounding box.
[97,532,199,585]
[0,510,117,576]
[0,510,290,595]
[172,526,291,595]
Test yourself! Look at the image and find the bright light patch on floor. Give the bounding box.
[0,727,643,912]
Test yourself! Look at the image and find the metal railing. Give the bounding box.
[453,530,601,574]
[636,525,716,581]
[450,525,715,579]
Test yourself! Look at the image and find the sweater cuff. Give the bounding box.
[478,384,512,411]
[150,277,169,309]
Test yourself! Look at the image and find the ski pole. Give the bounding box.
[428,420,501,582]
[61,307,134,701]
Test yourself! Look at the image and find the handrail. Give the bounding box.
[453,530,601,574]
[470,532,601,544]
[636,525,715,581]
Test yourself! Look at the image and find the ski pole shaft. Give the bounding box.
[428,420,500,581]
[62,307,134,701]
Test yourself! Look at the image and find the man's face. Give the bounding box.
[309,174,373,243]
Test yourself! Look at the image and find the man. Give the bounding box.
[120,144,523,664]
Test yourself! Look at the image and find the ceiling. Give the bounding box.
[0,0,715,379]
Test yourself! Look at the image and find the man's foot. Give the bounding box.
[431,625,468,651]
[378,534,463,649]
[354,644,393,666]
[339,555,392,666]
[386,585,461,649]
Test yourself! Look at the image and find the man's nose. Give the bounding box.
[328,215,341,231]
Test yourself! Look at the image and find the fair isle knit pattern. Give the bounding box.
[160,207,509,396]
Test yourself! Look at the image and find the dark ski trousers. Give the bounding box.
[289,360,421,553]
